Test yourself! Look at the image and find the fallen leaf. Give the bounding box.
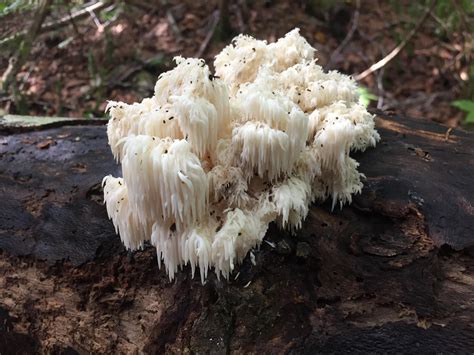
[314,31,326,44]
[71,162,87,174]
[21,139,36,144]
[36,139,56,149]
[416,318,431,329]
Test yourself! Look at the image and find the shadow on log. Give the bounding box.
[0,113,473,353]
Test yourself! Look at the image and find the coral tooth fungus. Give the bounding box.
[103,28,379,281]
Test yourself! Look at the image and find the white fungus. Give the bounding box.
[103,28,380,282]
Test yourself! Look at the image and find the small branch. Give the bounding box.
[195,10,220,58]
[376,67,386,109]
[166,9,183,41]
[109,54,168,85]
[87,5,104,31]
[125,0,161,16]
[354,0,436,81]
[451,0,470,35]
[67,6,86,47]
[326,0,360,69]
[233,2,246,33]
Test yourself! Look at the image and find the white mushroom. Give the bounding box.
[103,28,380,282]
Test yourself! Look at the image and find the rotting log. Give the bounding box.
[0,112,473,353]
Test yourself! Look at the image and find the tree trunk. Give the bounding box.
[0,112,473,353]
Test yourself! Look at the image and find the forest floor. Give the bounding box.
[0,0,472,126]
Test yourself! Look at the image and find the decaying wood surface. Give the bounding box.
[0,112,473,353]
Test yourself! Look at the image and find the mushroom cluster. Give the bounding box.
[103,29,379,282]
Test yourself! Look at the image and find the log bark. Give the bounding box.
[0,112,473,353]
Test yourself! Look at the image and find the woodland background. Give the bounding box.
[0,0,473,126]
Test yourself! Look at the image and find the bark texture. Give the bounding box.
[0,112,473,353]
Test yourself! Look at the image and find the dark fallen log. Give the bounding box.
[0,113,473,353]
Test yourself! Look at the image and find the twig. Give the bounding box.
[429,12,452,39]
[104,5,120,26]
[195,10,220,58]
[125,0,159,15]
[445,127,453,141]
[87,6,104,31]
[376,67,385,109]
[67,6,86,47]
[233,3,246,32]
[110,54,168,85]
[18,66,33,94]
[451,0,470,35]
[166,9,183,41]
[354,0,436,81]
[326,0,360,69]
[0,1,109,48]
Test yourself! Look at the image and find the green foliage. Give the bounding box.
[389,0,474,37]
[358,86,377,108]
[452,100,474,123]
[0,0,92,17]
[389,0,473,124]
[99,2,123,23]
[432,0,473,32]
[0,0,37,17]
[466,64,474,99]
[453,65,474,124]
[83,109,96,119]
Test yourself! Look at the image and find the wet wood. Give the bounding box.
[0,113,473,353]
[0,114,107,133]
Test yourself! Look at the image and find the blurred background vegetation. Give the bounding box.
[0,0,472,125]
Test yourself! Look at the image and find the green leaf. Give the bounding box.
[465,110,474,123]
[464,112,474,123]
[452,100,474,112]
[358,87,377,108]
[452,100,474,123]
[0,0,36,17]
